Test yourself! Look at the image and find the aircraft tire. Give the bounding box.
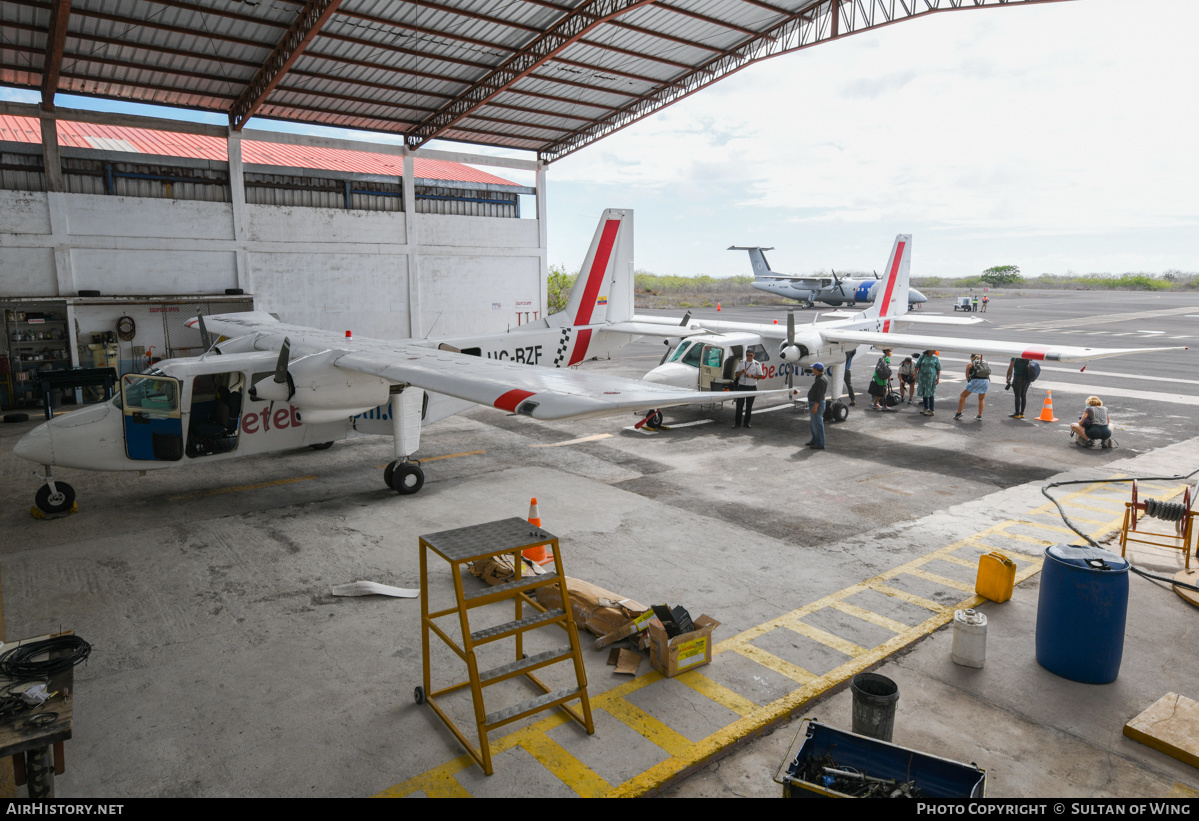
[3,413,29,423]
[35,482,75,515]
[308,441,334,450]
[648,410,664,429]
[830,401,849,423]
[387,462,424,495]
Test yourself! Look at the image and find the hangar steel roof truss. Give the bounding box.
[0,0,1071,162]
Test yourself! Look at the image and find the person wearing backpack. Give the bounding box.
[1006,357,1033,419]
[954,354,990,421]
[868,348,893,411]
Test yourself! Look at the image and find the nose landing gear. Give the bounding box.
[33,469,76,517]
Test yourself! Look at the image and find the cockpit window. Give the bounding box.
[121,374,179,413]
[749,344,770,362]
[668,341,692,363]
[680,343,703,368]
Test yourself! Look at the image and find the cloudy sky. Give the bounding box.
[5,0,1197,280]
[546,0,1199,279]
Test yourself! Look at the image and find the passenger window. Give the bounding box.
[680,343,703,368]
[121,374,178,412]
[750,344,770,362]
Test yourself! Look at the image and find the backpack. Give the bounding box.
[1027,361,1040,382]
[971,358,991,380]
[874,357,892,381]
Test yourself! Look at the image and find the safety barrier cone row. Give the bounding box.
[522,497,554,565]
[1037,390,1059,423]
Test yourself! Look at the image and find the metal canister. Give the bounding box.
[951,608,987,668]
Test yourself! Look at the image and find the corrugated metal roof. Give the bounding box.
[0,0,1067,163]
[0,114,518,185]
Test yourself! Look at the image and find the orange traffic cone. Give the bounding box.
[1037,390,1059,422]
[716,303,721,311]
[522,498,553,565]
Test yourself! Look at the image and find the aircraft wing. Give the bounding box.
[759,276,834,288]
[334,347,770,420]
[196,312,765,421]
[604,321,707,338]
[820,329,1188,363]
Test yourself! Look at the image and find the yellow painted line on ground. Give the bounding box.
[601,699,694,757]
[376,450,484,468]
[827,600,909,635]
[905,567,976,594]
[169,475,316,501]
[673,671,759,718]
[938,554,980,570]
[520,735,612,797]
[378,474,1143,798]
[866,582,944,612]
[782,619,866,658]
[529,434,613,448]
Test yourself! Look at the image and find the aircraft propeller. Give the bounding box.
[786,309,796,389]
[272,337,295,400]
[196,314,213,353]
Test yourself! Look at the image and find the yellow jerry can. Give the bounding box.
[976,551,1016,603]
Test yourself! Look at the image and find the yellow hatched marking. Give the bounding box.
[867,582,945,612]
[169,475,316,501]
[380,472,1152,798]
[673,671,759,718]
[601,699,693,757]
[938,554,979,570]
[1011,521,1079,537]
[1035,501,1125,515]
[783,619,866,658]
[905,568,975,594]
[828,600,909,635]
[520,735,611,798]
[728,642,817,684]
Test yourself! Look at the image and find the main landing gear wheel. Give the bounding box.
[385,461,424,495]
[308,441,334,450]
[647,410,664,429]
[35,482,75,515]
[828,400,849,423]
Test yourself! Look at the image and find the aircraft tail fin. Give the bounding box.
[551,208,634,327]
[862,235,911,329]
[728,246,775,278]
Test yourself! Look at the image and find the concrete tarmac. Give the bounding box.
[0,290,1196,798]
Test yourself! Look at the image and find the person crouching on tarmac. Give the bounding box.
[898,355,916,404]
[732,348,766,428]
[1071,395,1114,448]
[806,362,829,450]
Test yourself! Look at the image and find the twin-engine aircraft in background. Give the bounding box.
[735,245,929,309]
[13,209,766,514]
[639,236,1186,426]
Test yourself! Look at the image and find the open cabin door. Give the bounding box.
[699,345,725,391]
[121,373,184,461]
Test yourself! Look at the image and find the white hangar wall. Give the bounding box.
[0,106,549,344]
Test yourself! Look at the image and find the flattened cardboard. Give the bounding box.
[613,649,642,676]
[648,614,720,678]
[536,577,648,637]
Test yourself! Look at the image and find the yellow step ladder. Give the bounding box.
[416,517,594,775]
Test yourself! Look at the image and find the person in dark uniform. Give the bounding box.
[732,348,766,428]
[806,362,829,449]
[1006,357,1032,419]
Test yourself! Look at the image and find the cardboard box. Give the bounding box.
[536,577,648,638]
[647,614,720,677]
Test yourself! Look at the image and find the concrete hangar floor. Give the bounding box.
[0,290,1196,798]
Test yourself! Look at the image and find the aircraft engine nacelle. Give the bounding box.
[779,331,819,364]
[250,352,392,421]
[214,334,261,354]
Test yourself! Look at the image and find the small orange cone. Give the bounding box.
[522,498,553,565]
[1037,390,1059,422]
[716,303,721,311]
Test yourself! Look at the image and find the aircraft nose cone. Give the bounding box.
[13,422,53,465]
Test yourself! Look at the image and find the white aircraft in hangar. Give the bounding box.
[13,209,771,515]
[640,235,1187,425]
[734,245,929,309]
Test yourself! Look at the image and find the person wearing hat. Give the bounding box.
[806,362,829,449]
[868,348,893,411]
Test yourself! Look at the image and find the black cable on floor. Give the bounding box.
[0,635,91,678]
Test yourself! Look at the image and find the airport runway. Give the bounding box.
[0,289,1195,797]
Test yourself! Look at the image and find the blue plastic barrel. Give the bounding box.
[1035,544,1130,683]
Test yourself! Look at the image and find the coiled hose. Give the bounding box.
[1041,469,1199,593]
